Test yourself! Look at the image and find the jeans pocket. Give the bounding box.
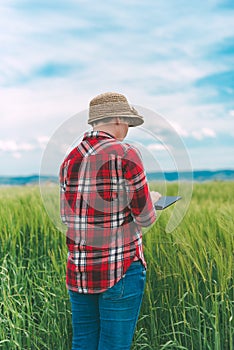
[102,277,124,300]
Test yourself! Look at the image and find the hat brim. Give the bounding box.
[87,114,144,127]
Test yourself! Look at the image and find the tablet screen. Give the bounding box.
[154,196,182,210]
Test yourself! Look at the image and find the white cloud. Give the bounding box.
[167,123,216,140]
[37,136,50,149]
[0,137,50,154]
[169,122,189,137]
[191,128,216,140]
[0,140,35,152]
[156,119,217,141]
[147,144,167,151]
[201,128,216,138]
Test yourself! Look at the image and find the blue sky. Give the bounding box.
[0,0,233,175]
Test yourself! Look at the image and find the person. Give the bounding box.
[59,92,161,350]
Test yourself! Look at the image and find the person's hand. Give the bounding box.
[150,191,162,203]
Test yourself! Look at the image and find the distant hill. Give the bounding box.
[0,170,234,186]
[0,175,57,186]
[147,169,234,182]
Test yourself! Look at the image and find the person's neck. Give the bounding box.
[92,126,118,139]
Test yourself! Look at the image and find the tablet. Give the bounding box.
[154,196,182,210]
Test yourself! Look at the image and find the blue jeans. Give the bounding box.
[68,261,147,350]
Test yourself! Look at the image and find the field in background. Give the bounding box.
[0,182,233,349]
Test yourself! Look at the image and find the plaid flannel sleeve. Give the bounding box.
[123,146,156,227]
[59,160,69,225]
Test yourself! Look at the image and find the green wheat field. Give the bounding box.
[0,182,233,349]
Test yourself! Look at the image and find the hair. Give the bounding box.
[90,116,132,127]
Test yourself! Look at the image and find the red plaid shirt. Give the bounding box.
[60,130,156,293]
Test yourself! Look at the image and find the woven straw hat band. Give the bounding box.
[88,92,144,127]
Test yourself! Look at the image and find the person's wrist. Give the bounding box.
[150,191,162,203]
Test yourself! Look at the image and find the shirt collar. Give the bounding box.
[83,130,116,140]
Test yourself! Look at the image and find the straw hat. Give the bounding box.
[88,92,144,127]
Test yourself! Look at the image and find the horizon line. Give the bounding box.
[0,168,234,178]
